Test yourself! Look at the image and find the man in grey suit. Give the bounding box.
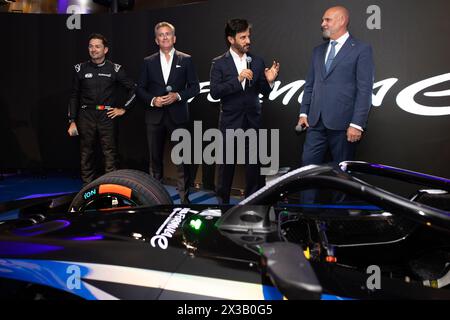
[137,22,200,204]
[298,6,374,167]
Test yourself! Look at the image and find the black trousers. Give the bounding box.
[146,110,190,202]
[78,109,117,185]
[216,117,264,204]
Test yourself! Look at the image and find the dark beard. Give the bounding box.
[234,44,249,55]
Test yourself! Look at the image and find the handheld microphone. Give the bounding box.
[246,56,252,87]
[165,85,173,93]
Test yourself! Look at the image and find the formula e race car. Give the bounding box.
[0,161,449,300]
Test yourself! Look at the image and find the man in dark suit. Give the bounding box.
[298,6,374,168]
[210,19,280,204]
[137,22,200,204]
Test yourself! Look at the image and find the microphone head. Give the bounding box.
[165,85,173,93]
[246,56,252,64]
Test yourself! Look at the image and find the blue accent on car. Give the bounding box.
[0,242,63,255]
[321,293,353,300]
[67,235,104,241]
[18,192,73,200]
[282,203,381,210]
[13,220,71,237]
[370,164,450,184]
[0,209,20,221]
[262,285,284,300]
[0,259,97,300]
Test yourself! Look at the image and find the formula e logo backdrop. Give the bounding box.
[192,72,450,117]
[394,73,450,116]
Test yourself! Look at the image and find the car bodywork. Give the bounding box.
[0,162,449,300]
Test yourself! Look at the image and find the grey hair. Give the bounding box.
[154,21,176,36]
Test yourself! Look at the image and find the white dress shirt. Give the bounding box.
[229,48,248,90]
[150,47,181,106]
[324,32,349,64]
[300,32,363,131]
[160,47,175,84]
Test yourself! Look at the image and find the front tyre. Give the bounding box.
[69,169,173,212]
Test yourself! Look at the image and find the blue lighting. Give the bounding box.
[282,204,381,210]
[321,294,353,300]
[13,220,71,237]
[0,242,63,255]
[370,164,450,184]
[18,192,74,200]
[68,235,104,241]
[57,0,70,14]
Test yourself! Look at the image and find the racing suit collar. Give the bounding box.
[89,59,107,67]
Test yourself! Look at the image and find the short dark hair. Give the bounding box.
[224,19,251,46]
[88,33,108,47]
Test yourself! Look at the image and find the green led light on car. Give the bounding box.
[189,218,203,231]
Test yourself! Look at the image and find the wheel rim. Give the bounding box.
[79,193,140,212]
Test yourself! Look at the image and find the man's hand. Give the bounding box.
[153,96,165,107]
[347,126,362,143]
[107,108,126,119]
[264,60,280,83]
[238,69,253,83]
[153,92,179,107]
[68,122,78,136]
[162,92,179,106]
[298,116,309,128]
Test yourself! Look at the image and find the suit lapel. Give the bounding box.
[153,52,165,85]
[225,51,239,76]
[319,43,328,79]
[325,36,354,78]
[167,50,179,85]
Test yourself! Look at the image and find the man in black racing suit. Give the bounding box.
[68,33,136,185]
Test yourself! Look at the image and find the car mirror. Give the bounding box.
[260,242,322,300]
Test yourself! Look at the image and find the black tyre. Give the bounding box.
[69,169,173,212]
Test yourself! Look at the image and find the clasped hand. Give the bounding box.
[153,92,178,107]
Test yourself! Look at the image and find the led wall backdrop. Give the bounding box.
[0,0,449,183]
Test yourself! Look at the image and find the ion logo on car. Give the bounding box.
[83,189,97,200]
